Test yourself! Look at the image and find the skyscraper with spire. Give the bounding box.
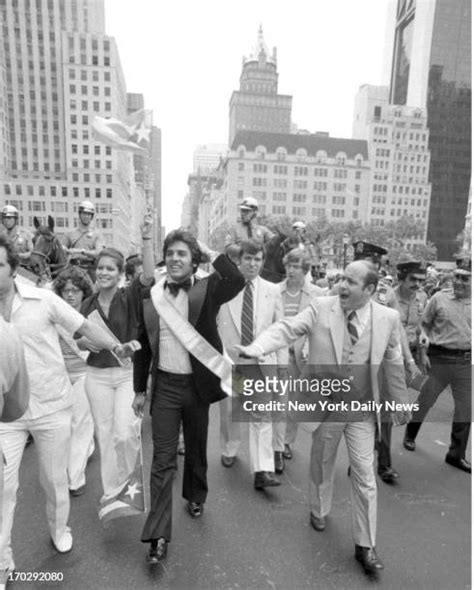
[228,25,292,145]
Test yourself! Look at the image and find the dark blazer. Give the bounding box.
[133,254,245,406]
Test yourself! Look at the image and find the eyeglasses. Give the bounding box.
[454,274,470,283]
[61,287,82,295]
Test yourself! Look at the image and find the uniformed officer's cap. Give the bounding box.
[352,241,387,262]
[455,257,472,275]
[396,259,427,277]
[292,221,306,230]
[239,197,259,211]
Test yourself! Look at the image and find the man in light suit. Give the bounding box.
[218,239,287,490]
[237,261,409,575]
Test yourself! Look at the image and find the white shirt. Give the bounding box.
[158,278,193,374]
[9,280,84,419]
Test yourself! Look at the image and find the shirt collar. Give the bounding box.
[14,278,42,300]
[166,274,195,286]
[347,300,371,322]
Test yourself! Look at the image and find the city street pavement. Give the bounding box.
[9,391,471,590]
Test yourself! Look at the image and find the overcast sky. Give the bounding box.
[104,0,396,232]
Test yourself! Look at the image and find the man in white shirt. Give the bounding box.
[0,235,131,577]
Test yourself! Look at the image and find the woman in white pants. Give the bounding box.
[53,267,95,496]
[79,231,154,504]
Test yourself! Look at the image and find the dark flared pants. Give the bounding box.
[141,371,210,543]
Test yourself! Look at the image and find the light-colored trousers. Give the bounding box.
[309,418,377,547]
[85,365,140,501]
[68,373,95,490]
[0,408,72,571]
[219,396,275,473]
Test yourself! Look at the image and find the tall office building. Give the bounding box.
[228,26,292,145]
[352,84,431,242]
[0,0,145,252]
[389,0,471,259]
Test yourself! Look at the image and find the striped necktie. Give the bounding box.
[347,310,359,346]
[241,281,254,345]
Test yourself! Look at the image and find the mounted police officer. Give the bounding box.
[224,197,274,253]
[0,205,34,265]
[62,200,104,281]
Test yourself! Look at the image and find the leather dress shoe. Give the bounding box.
[445,455,471,473]
[69,484,86,497]
[310,513,325,531]
[355,545,384,574]
[254,471,281,490]
[274,451,285,474]
[403,436,416,451]
[147,538,168,564]
[187,501,204,518]
[221,455,236,468]
[377,467,400,484]
[283,443,293,460]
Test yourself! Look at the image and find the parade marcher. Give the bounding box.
[237,260,409,575]
[0,234,133,574]
[0,318,29,422]
[79,220,154,508]
[53,267,96,496]
[132,229,244,565]
[61,200,105,281]
[0,205,33,265]
[279,248,323,463]
[125,254,143,286]
[218,239,287,482]
[404,257,472,474]
[291,221,318,272]
[352,241,417,483]
[224,197,274,250]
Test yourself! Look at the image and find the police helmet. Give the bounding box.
[78,200,95,216]
[1,205,19,220]
[239,197,259,211]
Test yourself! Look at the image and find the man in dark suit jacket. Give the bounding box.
[132,229,244,564]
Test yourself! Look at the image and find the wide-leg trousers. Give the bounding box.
[309,418,377,547]
[141,371,210,543]
[0,408,72,571]
[68,373,95,490]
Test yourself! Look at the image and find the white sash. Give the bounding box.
[150,279,234,396]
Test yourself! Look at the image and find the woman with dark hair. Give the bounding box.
[53,267,95,496]
[78,221,154,508]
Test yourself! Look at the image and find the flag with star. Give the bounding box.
[92,109,152,155]
[98,438,146,524]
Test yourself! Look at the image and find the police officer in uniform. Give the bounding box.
[0,205,34,264]
[62,200,104,281]
[224,197,274,253]
[404,257,471,473]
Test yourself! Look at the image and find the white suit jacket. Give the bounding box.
[218,276,288,366]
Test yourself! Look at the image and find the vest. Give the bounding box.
[340,318,373,417]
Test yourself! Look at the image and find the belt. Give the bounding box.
[157,369,194,383]
[429,344,471,361]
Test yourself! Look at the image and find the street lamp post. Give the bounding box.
[343,233,350,269]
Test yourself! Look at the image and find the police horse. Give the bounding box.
[260,231,300,283]
[25,216,69,284]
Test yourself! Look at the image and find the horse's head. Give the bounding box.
[29,215,67,280]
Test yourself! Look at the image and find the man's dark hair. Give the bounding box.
[125,255,143,279]
[163,229,201,270]
[361,260,379,291]
[53,266,94,299]
[239,238,265,259]
[0,235,20,271]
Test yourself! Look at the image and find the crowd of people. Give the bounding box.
[0,199,471,584]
